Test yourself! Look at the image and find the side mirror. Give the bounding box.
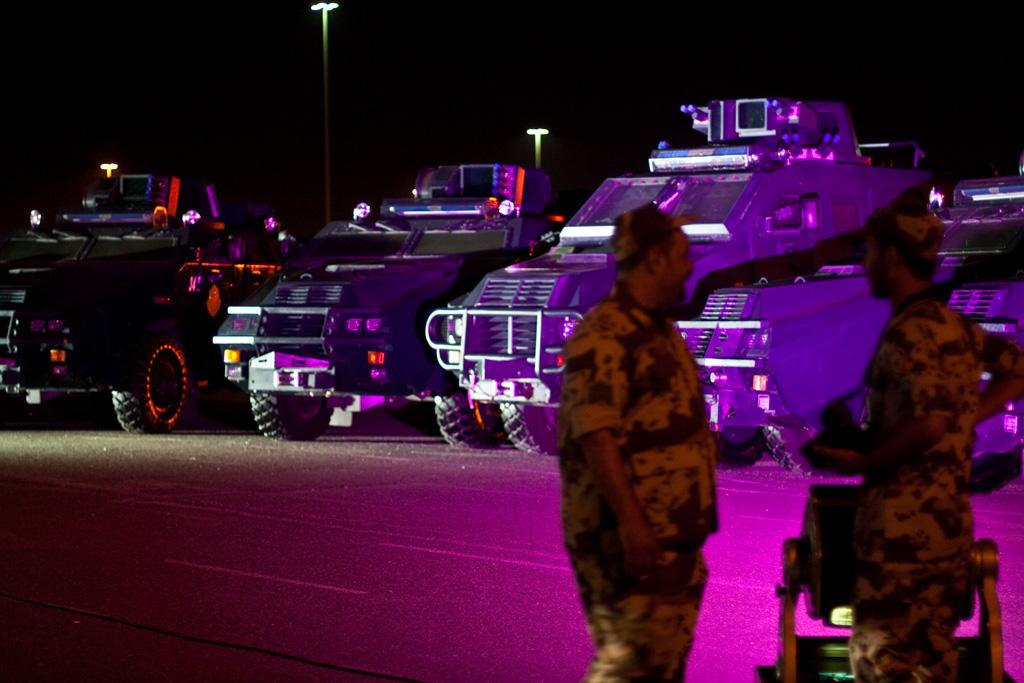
[799,193,820,230]
[277,229,297,257]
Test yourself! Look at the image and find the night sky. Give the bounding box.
[3,3,1021,237]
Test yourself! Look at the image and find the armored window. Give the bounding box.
[86,236,177,259]
[0,236,87,262]
[306,232,411,258]
[940,218,1024,256]
[411,230,507,255]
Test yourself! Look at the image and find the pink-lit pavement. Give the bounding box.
[1,424,1021,682]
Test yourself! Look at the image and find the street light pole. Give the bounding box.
[526,128,549,168]
[311,2,339,224]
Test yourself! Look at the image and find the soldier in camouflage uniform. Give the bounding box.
[558,204,718,682]
[814,199,1024,683]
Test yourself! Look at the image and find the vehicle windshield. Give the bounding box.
[560,173,750,247]
[411,231,507,255]
[303,231,411,259]
[939,217,1024,256]
[0,235,87,262]
[85,236,178,259]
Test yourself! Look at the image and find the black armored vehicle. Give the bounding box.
[213,164,556,441]
[0,173,281,432]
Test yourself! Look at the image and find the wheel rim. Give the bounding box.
[764,419,817,473]
[147,347,185,418]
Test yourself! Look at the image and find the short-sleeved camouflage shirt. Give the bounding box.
[557,286,718,557]
[857,295,1024,564]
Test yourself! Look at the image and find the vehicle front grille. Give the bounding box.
[260,312,325,338]
[470,315,538,356]
[948,288,1005,319]
[275,284,343,306]
[0,289,26,305]
[477,278,557,307]
[698,292,749,320]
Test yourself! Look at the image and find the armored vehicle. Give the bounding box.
[425,98,929,455]
[684,172,1024,488]
[213,164,556,441]
[0,173,281,432]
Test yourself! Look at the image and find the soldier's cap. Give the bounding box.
[612,203,697,264]
[863,201,945,263]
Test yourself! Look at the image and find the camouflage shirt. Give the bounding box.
[558,286,718,557]
[857,294,1024,564]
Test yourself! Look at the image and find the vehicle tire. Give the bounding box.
[969,447,1023,494]
[717,426,767,467]
[434,393,505,448]
[112,335,190,434]
[763,418,817,474]
[0,395,27,428]
[500,403,558,456]
[250,391,330,441]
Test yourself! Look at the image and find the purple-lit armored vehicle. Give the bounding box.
[0,174,281,432]
[425,98,929,455]
[683,172,1024,487]
[213,164,555,441]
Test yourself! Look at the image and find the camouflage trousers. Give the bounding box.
[570,548,707,683]
[849,558,969,683]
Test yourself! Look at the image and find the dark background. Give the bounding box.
[2,2,1020,237]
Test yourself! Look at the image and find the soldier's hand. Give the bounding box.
[813,445,862,475]
[619,517,661,577]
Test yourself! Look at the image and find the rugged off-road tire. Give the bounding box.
[500,403,558,456]
[112,336,190,434]
[763,418,818,474]
[716,426,768,467]
[250,391,330,441]
[434,393,505,448]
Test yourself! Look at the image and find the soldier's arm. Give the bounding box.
[857,414,949,471]
[579,429,660,576]
[817,414,947,473]
[562,322,659,576]
[825,320,952,472]
[976,331,1024,424]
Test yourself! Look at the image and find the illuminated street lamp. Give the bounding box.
[100,163,119,178]
[526,128,549,168]
[311,2,340,224]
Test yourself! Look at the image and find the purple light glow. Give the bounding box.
[498,200,518,217]
[802,199,819,228]
[352,202,372,221]
[264,216,280,232]
[366,318,383,332]
[47,319,64,332]
[561,317,578,340]
[370,368,387,382]
[347,318,362,332]
[788,148,835,163]
[29,320,45,333]
[1005,415,1019,434]
[929,187,946,208]
[182,209,202,226]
